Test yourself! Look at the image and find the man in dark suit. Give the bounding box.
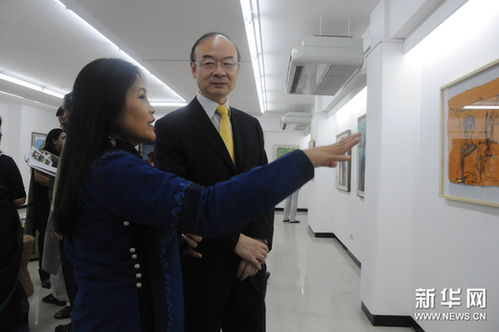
[154,32,273,332]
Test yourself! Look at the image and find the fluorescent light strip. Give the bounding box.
[0,89,56,106]
[54,0,185,102]
[0,71,65,99]
[241,0,267,114]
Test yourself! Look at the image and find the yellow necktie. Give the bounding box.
[216,105,235,164]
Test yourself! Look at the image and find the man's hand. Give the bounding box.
[234,234,268,270]
[236,259,260,281]
[180,233,203,258]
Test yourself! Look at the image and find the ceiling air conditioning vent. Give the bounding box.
[289,65,304,94]
[286,36,363,96]
[280,112,312,131]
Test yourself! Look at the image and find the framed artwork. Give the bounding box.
[357,114,367,197]
[31,132,46,150]
[274,145,298,160]
[440,58,499,207]
[335,129,351,192]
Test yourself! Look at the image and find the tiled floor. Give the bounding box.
[26,263,71,331]
[266,211,413,332]
[25,210,414,331]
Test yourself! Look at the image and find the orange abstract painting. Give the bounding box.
[447,77,499,186]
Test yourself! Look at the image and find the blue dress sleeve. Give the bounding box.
[92,149,313,237]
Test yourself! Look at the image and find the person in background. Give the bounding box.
[41,104,73,329]
[47,93,77,332]
[56,106,67,131]
[25,128,66,290]
[283,189,300,224]
[0,116,29,331]
[154,32,274,332]
[52,57,360,331]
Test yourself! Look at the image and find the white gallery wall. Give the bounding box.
[306,91,368,263]
[329,91,367,263]
[409,1,499,331]
[307,111,336,235]
[305,0,499,331]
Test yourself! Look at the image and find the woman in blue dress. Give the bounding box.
[53,58,360,331]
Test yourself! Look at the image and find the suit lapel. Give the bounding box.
[230,109,245,169]
[186,98,237,172]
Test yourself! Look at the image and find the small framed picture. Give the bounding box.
[274,145,299,160]
[335,130,351,192]
[357,115,367,197]
[31,132,46,150]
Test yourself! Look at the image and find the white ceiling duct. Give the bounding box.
[286,36,364,96]
[280,112,312,131]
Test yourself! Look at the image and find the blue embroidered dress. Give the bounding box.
[65,145,313,332]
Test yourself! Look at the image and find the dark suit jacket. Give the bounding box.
[154,97,274,308]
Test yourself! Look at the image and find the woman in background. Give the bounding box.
[25,128,66,288]
[0,116,29,331]
[53,58,360,331]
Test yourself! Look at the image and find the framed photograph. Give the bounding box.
[440,58,499,207]
[335,130,351,192]
[357,115,367,197]
[274,145,299,160]
[31,132,46,150]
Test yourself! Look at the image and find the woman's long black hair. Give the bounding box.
[42,128,63,156]
[0,116,2,154]
[54,58,142,236]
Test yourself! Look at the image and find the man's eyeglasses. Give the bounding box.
[194,61,239,71]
